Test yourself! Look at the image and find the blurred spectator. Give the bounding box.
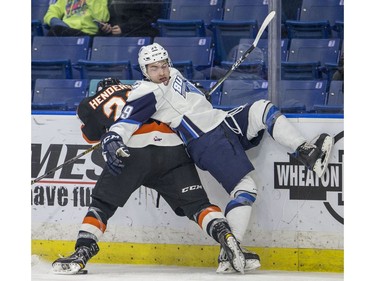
[44,0,110,36]
[99,0,163,37]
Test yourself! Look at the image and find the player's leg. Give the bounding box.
[52,197,117,274]
[194,205,246,274]
[218,171,261,273]
[52,151,145,274]
[154,145,245,273]
[186,128,260,273]
[246,100,334,177]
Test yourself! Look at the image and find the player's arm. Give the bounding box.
[101,84,159,175]
[77,98,106,143]
[109,85,160,144]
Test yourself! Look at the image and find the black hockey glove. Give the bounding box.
[101,131,130,176]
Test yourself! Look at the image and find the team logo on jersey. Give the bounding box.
[173,76,186,98]
[173,76,204,99]
[153,136,162,141]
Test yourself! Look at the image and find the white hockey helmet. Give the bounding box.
[138,43,172,78]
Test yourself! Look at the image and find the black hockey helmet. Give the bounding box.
[96,77,122,92]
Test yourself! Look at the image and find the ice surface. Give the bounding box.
[31,255,343,281]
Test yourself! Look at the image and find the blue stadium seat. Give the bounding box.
[154,37,214,79]
[284,20,332,39]
[32,59,72,82]
[220,79,269,107]
[209,20,258,65]
[299,0,344,26]
[155,0,224,37]
[77,61,133,81]
[32,36,92,83]
[279,80,327,113]
[168,0,224,23]
[155,19,206,37]
[77,37,151,80]
[222,0,269,36]
[314,80,343,113]
[281,61,321,80]
[287,38,342,64]
[31,0,55,37]
[32,79,88,111]
[284,0,344,39]
[281,38,341,80]
[32,0,55,21]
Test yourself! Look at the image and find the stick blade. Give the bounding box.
[254,10,276,46]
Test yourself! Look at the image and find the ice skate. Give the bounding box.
[52,243,99,274]
[292,133,334,177]
[211,220,245,274]
[216,246,261,274]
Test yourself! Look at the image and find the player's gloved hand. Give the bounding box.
[100,131,130,176]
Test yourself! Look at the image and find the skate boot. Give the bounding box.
[217,246,261,273]
[52,242,99,274]
[292,133,334,177]
[211,219,245,274]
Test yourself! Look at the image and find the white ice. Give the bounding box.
[31,255,343,281]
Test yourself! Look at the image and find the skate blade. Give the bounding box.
[313,136,334,178]
[216,259,261,274]
[226,236,245,274]
[52,262,87,275]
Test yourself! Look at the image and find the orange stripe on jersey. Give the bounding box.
[134,122,175,135]
[197,206,222,228]
[82,216,107,233]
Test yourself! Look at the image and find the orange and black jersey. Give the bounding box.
[77,84,183,147]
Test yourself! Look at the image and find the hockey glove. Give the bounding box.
[101,131,130,176]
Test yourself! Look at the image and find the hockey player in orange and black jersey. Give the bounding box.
[51,78,247,275]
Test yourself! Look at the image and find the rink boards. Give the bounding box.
[31,113,344,272]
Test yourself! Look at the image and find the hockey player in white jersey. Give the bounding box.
[106,43,334,273]
[51,78,246,275]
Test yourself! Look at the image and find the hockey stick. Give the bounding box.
[206,10,276,97]
[31,143,101,185]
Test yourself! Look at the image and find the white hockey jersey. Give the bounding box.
[110,68,228,144]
